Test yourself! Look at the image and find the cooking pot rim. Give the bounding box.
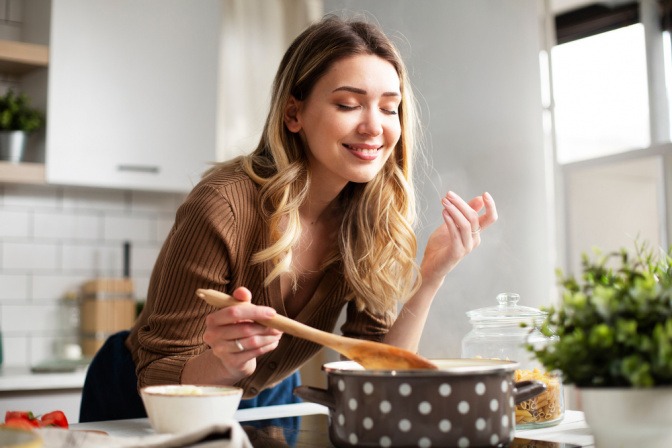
[322,358,519,376]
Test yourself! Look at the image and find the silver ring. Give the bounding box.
[471,227,481,235]
[234,339,244,352]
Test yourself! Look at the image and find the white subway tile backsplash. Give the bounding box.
[0,274,28,301]
[131,245,160,276]
[156,216,175,242]
[3,242,59,270]
[2,304,62,333]
[133,276,151,301]
[61,187,127,211]
[60,243,122,276]
[33,211,101,240]
[2,335,29,367]
[3,184,60,209]
[0,183,177,367]
[32,274,89,302]
[131,191,184,213]
[0,209,31,238]
[30,335,67,365]
[104,214,155,242]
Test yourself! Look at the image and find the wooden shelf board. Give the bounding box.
[0,161,46,184]
[0,39,49,75]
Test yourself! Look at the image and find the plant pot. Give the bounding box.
[580,387,672,448]
[0,130,27,163]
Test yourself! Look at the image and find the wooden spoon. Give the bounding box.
[196,288,438,370]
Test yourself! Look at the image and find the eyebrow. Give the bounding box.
[332,86,400,97]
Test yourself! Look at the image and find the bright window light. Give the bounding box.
[552,24,651,164]
[664,30,672,141]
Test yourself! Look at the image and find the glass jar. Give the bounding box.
[461,292,564,429]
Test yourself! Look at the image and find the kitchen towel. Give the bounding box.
[35,420,253,448]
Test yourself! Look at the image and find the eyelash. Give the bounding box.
[337,104,398,115]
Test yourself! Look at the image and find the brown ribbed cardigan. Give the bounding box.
[125,161,392,398]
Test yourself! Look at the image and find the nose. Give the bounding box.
[357,109,383,136]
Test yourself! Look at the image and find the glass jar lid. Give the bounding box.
[466,292,546,325]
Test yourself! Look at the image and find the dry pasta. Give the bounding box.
[514,368,563,425]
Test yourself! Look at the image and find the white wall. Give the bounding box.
[324,0,554,357]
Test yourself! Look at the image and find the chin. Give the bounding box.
[345,170,380,184]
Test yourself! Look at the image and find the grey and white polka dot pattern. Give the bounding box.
[418,401,432,415]
[418,437,432,447]
[379,400,392,414]
[398,419,412,432]
[324,368,519,447]
[399,383,412,396]
[458,400,470,414]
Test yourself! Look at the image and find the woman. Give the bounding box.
[80,15,497,423]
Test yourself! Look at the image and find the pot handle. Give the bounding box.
[293,386,336,410]
[513,380,547,405]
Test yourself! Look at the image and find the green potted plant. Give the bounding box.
[0,89,44,163]
[528,241,672,447]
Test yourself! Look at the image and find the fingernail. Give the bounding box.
[441,198,451,207]
[484,192,492,200]
[264,308,277,318]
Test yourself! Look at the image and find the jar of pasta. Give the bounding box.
[461,292,564,429]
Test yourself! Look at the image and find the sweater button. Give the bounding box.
[268,362,277,370]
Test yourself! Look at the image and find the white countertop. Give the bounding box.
[72,405,594,447]
[0,366,88,392]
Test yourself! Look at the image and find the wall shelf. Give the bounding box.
[0,39,49,184]
[0,161,46,184]
[0,39,49,75]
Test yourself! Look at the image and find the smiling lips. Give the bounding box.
[344,143,383,161]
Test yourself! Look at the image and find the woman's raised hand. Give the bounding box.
[421,191,498,285]
[202,286,283,381]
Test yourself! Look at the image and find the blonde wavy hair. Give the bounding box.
[236,16,420,315]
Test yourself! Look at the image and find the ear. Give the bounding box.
[284,96,302,133]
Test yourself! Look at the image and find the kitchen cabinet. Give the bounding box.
[45,0,221,192]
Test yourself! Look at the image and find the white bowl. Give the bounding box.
[140,384,243,434]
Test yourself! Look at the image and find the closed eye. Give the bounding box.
[337,104,359,111]
[381,108,398,116]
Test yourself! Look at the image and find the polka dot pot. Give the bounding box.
[294,359,546,448]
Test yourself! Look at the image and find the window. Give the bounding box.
[551,1,671,272]
[553,23,651,163]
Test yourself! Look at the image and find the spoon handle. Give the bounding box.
[196,288,438,370]
[196,288,352,349]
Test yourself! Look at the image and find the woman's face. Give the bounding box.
[285,54,402,191]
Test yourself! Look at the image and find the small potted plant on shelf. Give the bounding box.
[528,241,672,448]
[0,89,44,163]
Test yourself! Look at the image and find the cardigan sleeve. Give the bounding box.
[132,184,238,387]
[340,299,394,343]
